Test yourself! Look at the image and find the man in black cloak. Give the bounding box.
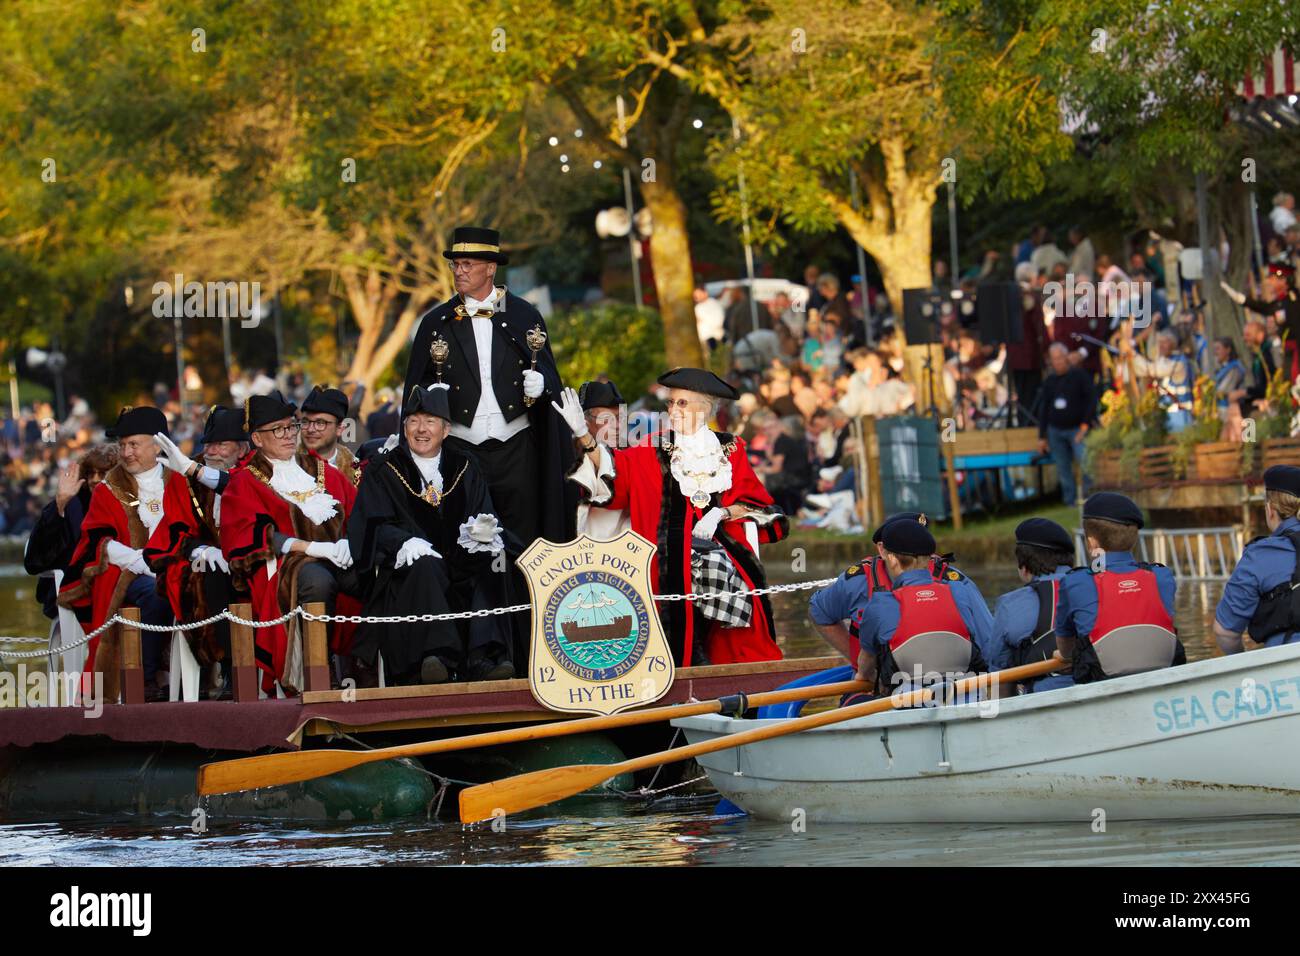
[347,384,518,684]
[402,225,576,667]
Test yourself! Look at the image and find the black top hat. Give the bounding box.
[579,380,624,411]
[244,390,298,432]
[202,405,248,444]
[403,384,452,421]
[108,405,168,440]
[442,226,508,265]
[301,385,349,422]
[656,367,739,400]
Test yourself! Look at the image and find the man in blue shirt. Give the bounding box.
[989,517,1077,693]
[1215,465,1300,652]
[810,511,993,663]
[854,519,995,699]
[1056,492,1184,683]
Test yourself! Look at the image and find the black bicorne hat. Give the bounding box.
[442,226,508,264]
[108,405,168,440]
[403,384,452,421]
[244,390,298,432]
[579,380,624,411]
[656,367,739,400]
[202,405,248,444]
[300,385,348,422]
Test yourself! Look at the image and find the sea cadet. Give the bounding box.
[1215,465,1300,653]
[1056,492,1185,683]
[988,517,1076,693]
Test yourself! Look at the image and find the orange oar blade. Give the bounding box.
[197,748,375,796]
[459,763,620,823]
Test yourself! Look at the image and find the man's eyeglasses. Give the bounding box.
[256,422,301,439]
[301,418,336,433]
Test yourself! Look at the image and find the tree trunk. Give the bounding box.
[641,176,705,368]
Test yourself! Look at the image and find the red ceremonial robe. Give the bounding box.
[58,464,185,687]
[143,470,236,665]
[600,431,789,665]
[219,450,359,693]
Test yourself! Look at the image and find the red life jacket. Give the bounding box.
[1089,569,1178,677]
[885,583,974,684]
[848,555,955,663]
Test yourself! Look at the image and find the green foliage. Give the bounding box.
[549,302,665,402]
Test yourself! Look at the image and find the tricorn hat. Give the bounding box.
[108,405,168,440]
[301,385,349,422]
[579,380,625,411]
[656,367,739,400]
[244,390,298,432]
[403,384,452,421]
[442,226,508,265]
[202,405,248,444]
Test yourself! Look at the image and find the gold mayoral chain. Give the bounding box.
[248,457,326,503]
[387,459,467,509]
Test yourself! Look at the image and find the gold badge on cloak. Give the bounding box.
[518,531,674,716]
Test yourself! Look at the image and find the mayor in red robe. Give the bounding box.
[219,391,362,695]
[557,368,789,666]
[58,406,179,700]
[143,405,248,696]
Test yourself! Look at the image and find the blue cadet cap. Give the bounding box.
[1082,492,1144,529]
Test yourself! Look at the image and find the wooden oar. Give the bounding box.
[195,677,869,796]
[458,658,1067,823]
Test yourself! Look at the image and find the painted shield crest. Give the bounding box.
[518,530,674,716]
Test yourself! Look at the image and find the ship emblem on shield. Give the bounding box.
[518,530,674,716]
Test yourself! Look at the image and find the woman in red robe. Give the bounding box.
[556,367,789,666]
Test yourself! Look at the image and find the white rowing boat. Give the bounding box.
[671,642,1300,823]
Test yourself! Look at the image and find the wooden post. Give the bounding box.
[119,606,145,705]
[229,602,257,703]
[941,429,963,531]
[303,601,330,693]
[863,416,884,531]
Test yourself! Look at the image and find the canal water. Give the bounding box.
[4,560,1296,866]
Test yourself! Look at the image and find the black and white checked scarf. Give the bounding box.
[690,549,753,629]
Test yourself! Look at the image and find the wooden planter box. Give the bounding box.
[1192,442,1243,480]
[1089,449,1123,488]
[1262,436,1300,470]
[1139,445,1177,484]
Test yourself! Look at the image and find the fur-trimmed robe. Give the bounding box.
[595,431,790,665]
[57,463,183,694]
[219,449,359,694]
[143,470,239,666]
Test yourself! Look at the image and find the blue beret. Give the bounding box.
[880,518,936,557]
[1015,517,1074,552]
[1082,492,1144,529]
[1264,465,1300,497]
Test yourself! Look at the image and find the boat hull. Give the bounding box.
[672,643,1300,823]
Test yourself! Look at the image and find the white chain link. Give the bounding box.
[0,577,840,657]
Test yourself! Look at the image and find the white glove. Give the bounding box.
[191,545,229,573]
[693,506,729,541]
[522,369,545,399]
[106,539,146,571]
[551,386,589,439]
[305,540,352,568]
[1219,280,1246,306]
[395,537,440,569]
[154,432,194,476]
[458,513,504,554]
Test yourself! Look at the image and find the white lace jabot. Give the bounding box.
[267,456,339,525]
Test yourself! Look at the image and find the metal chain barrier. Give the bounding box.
[0,576,841,658]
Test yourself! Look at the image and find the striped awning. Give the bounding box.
[1238,47,1299,99]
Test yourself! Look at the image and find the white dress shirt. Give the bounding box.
[450,287,530,445]
[411,450,444,493]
